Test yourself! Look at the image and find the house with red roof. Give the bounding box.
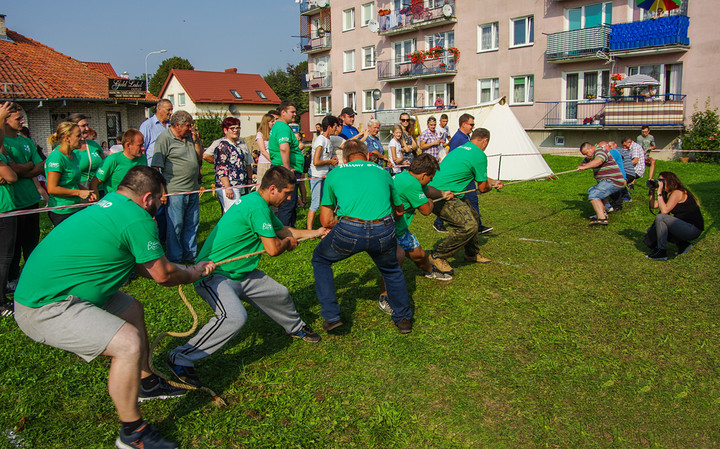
[159,68,280,136]
[0,14,156,149]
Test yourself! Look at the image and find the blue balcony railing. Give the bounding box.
[610,15,689,51]
[300,33,331,54]
[377,57,456,81]
[546,26,611,61]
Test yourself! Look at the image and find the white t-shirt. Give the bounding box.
[388,138,403,174]
[329,135,345,165]
[309,135,335,177]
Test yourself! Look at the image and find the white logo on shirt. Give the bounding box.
[96,199,113,208]
[147,241,161,251]
[47,162,60,168]
[262,223,272,230]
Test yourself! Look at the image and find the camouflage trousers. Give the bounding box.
[432,196,480,260]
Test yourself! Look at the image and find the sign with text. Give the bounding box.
[108,79,146,99]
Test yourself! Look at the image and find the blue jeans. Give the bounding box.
[166,193,199,263]
[275,168,299,226]
[435,181,483,228]
[587,179,624,201]
[311,217,412,324]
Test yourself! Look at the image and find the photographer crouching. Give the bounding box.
[644,172,704,260]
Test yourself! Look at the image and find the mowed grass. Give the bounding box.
[0,155,719,448]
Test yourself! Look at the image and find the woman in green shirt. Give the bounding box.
[46,122,97,226]
[0,101,19,315]
[67,113,105,189]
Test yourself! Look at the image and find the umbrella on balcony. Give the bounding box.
[636,0,681,14]
[615,74,660,88]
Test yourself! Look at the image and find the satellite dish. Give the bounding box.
[372,89,382,101]
[229,104,238,113]
[367,19,379,33]
[315,0,328,7]
[316,61,328,75]
[442,4,453,17]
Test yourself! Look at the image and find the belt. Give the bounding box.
[341,215,393,225]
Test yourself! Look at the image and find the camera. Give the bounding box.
[646,179,659,190]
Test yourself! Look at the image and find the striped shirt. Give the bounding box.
[589,147,626,188]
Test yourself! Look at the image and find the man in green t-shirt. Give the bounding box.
[311,140,414,334]
[268,100,304,227]
[13,166,216,449]
[166,166,325,388]
[637,125,657,180]
[427,128,504,275]
[91,128,147,194]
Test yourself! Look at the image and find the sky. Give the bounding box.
[3,0,305,79]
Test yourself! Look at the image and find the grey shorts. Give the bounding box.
[14,291,135,362]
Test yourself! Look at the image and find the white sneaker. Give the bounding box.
[378,295,393,315]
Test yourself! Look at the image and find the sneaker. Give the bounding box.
[396,318,412,334]
[676,241,693,256]
[116,422,177,449]
[0,302,12,317]
[623,197,633,202]
[321,320,343,332]
[646,249,668,261]
[428,254,453,274]
[378,294,393,315]
[433,223,448,233]
[464,253,491,264]
[424,268,453,281]
[605,204,615,213]
[291,324,322,343]
[5,279,17,293]
[166,359,202,388]
[138,377,186,402]
[478,225,494,234]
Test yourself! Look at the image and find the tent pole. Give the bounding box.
[497,155,502,180]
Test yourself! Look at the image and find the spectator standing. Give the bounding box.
[359,119,388,165]
[0,102,18,315]
[90,129,147,195]
[434,96,445,110]
[307,115,339,230]
[388,125,406,174]
[139,99,173,165]
[268,101,303,226]
[438,114,450,147]
[399,113,419,165]
[213,117,253,213]
[637,125,657,180]
[418,116,444,160]
[338,107,359,140]
[255,113,278,185]
[67,113,104,190]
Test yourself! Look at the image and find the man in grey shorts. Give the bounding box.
[13,166,216,449]
[167,166,325,388]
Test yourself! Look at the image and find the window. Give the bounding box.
[626,64,682,96]
[510,16,534,47]
[178,93,185,106]
[478,78,500,103]
[563,70,609,120]
[315,95,331,115]
[361,3,375,27]
[344,50,356,73]
[393,0,410,11]
[166,94,174,105]
[344,92,357,111]
[393,87,416,109]
[314,55,330,78]
[477,22,499,52]
[343,8,355,31]
[256,91,267,100]
[393,38,416,74]
[426,83,449,107]
[362,46,376,69]
[511,75,534,104]
[425,31,454,50]
[567,2,612,30]
[426,0,445,8]
[230,89,242,99]
[363,89,378,112]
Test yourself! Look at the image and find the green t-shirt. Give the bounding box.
[322,160,401,220]
[636,133,655,155]
[0,153,16,213]
[73,139,104,185]
[196,191,284,282]
[14,192,164,308]
[95,152,147,193]
[150,128,200,193]
[3,135,43,209]
[393,171,428,236]
[45,149,83,213]
[268,121,303,172]
[429,141,488,198]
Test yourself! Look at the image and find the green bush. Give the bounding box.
[684,99,720,163]
[194,113,224,146]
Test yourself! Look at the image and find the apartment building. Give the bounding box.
[299,0,719,150]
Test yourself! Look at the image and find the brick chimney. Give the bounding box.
[0,14,7,41]
[224,68,238,74]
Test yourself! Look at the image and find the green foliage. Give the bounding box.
[148,56,194,97]
[684,98,720,163]
[194,113,224,145]
[264,61,309,113]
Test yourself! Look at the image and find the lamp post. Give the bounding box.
[145,49,167,93]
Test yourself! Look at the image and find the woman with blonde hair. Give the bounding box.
[46,122,97,226]
[67,113,104,189]
[255,112,277,185]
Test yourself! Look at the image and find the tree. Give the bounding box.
[264,61,309,113]
[149,57,194,96]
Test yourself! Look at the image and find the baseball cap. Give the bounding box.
[340,107,356,117]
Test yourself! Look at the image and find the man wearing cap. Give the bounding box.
[338,107,359,140]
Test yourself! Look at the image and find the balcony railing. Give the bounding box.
[541,95,686,128]
[300,33,331,54]
[301,73,332,91]
[300,0,328,15]
[377,0,456,35]
[378,57,456,81]
[546,26,611,62]
[610,15,689,53]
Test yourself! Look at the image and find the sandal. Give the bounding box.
[589,218,608,226]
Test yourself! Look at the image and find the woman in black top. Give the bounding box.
[644,171,703,260]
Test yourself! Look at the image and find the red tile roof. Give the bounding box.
[0,29,156,102]
[82,61,119,78]
[161,69,280,105]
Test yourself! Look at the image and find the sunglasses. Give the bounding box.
[462,122,475,127]
[400,119,410,122]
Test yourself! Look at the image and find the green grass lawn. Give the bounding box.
[1,156,719,448]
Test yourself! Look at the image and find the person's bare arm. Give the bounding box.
[260,235,297,257]
[577,158,603,171]
[46,171,96,201]
[319,205,337,229]
[0,161,17,184]
[256,136,271,161]
[139,257,215,286]
[279,142,292,170]
[658,187,683,214]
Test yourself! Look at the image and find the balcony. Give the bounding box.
[377,0,456,36]
[610,15,689,57]
[546,26,611,63]
[301,73,332,92]
[377,57,456,82]
[541,95,686,129]
[300,0,328,16]
[300,33,331,54]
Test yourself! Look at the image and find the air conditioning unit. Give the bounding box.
[554,135,565,146]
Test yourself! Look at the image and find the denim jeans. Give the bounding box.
[166,193,199,263]
[311,217,412,324]
[0,216,17,300]
[275,168,299,226]
[644,213,702,250]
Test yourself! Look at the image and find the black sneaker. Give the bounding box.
[166,359,202,388]
[646,249,668,261]
[478,225,494,234]
[5,279,17,293]
[676,241,693,255]
[138,377,186,402]
[0,299,13,317]
[396,318,413,334]
[291,324,322,343]
[433,223,448,233]
[116,422,177,449]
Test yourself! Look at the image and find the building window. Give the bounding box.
[393,0,410,11]
[510,16,534,47]
[178,93,186,106]
[344,92,357,111]
[426,83,449,107]
[230,89,242,99]
[361,2,375,27]
[567,2,612,30]
[363,89,378,112]
[478,78,500,103]
[393,87,416,109]
[344,50,356,73]
[166,94,174,105]
[343,8,355,31]
[511,75,534,104]
[256,90,267,100]
[314,55,330,78]
[478,22,499,52]
[425,31,454,50]
[362,46,376,69]
[316,95,331,115]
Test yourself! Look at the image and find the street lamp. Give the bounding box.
[145,49,167,93]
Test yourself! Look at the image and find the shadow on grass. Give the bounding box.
[617,228,649,252]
